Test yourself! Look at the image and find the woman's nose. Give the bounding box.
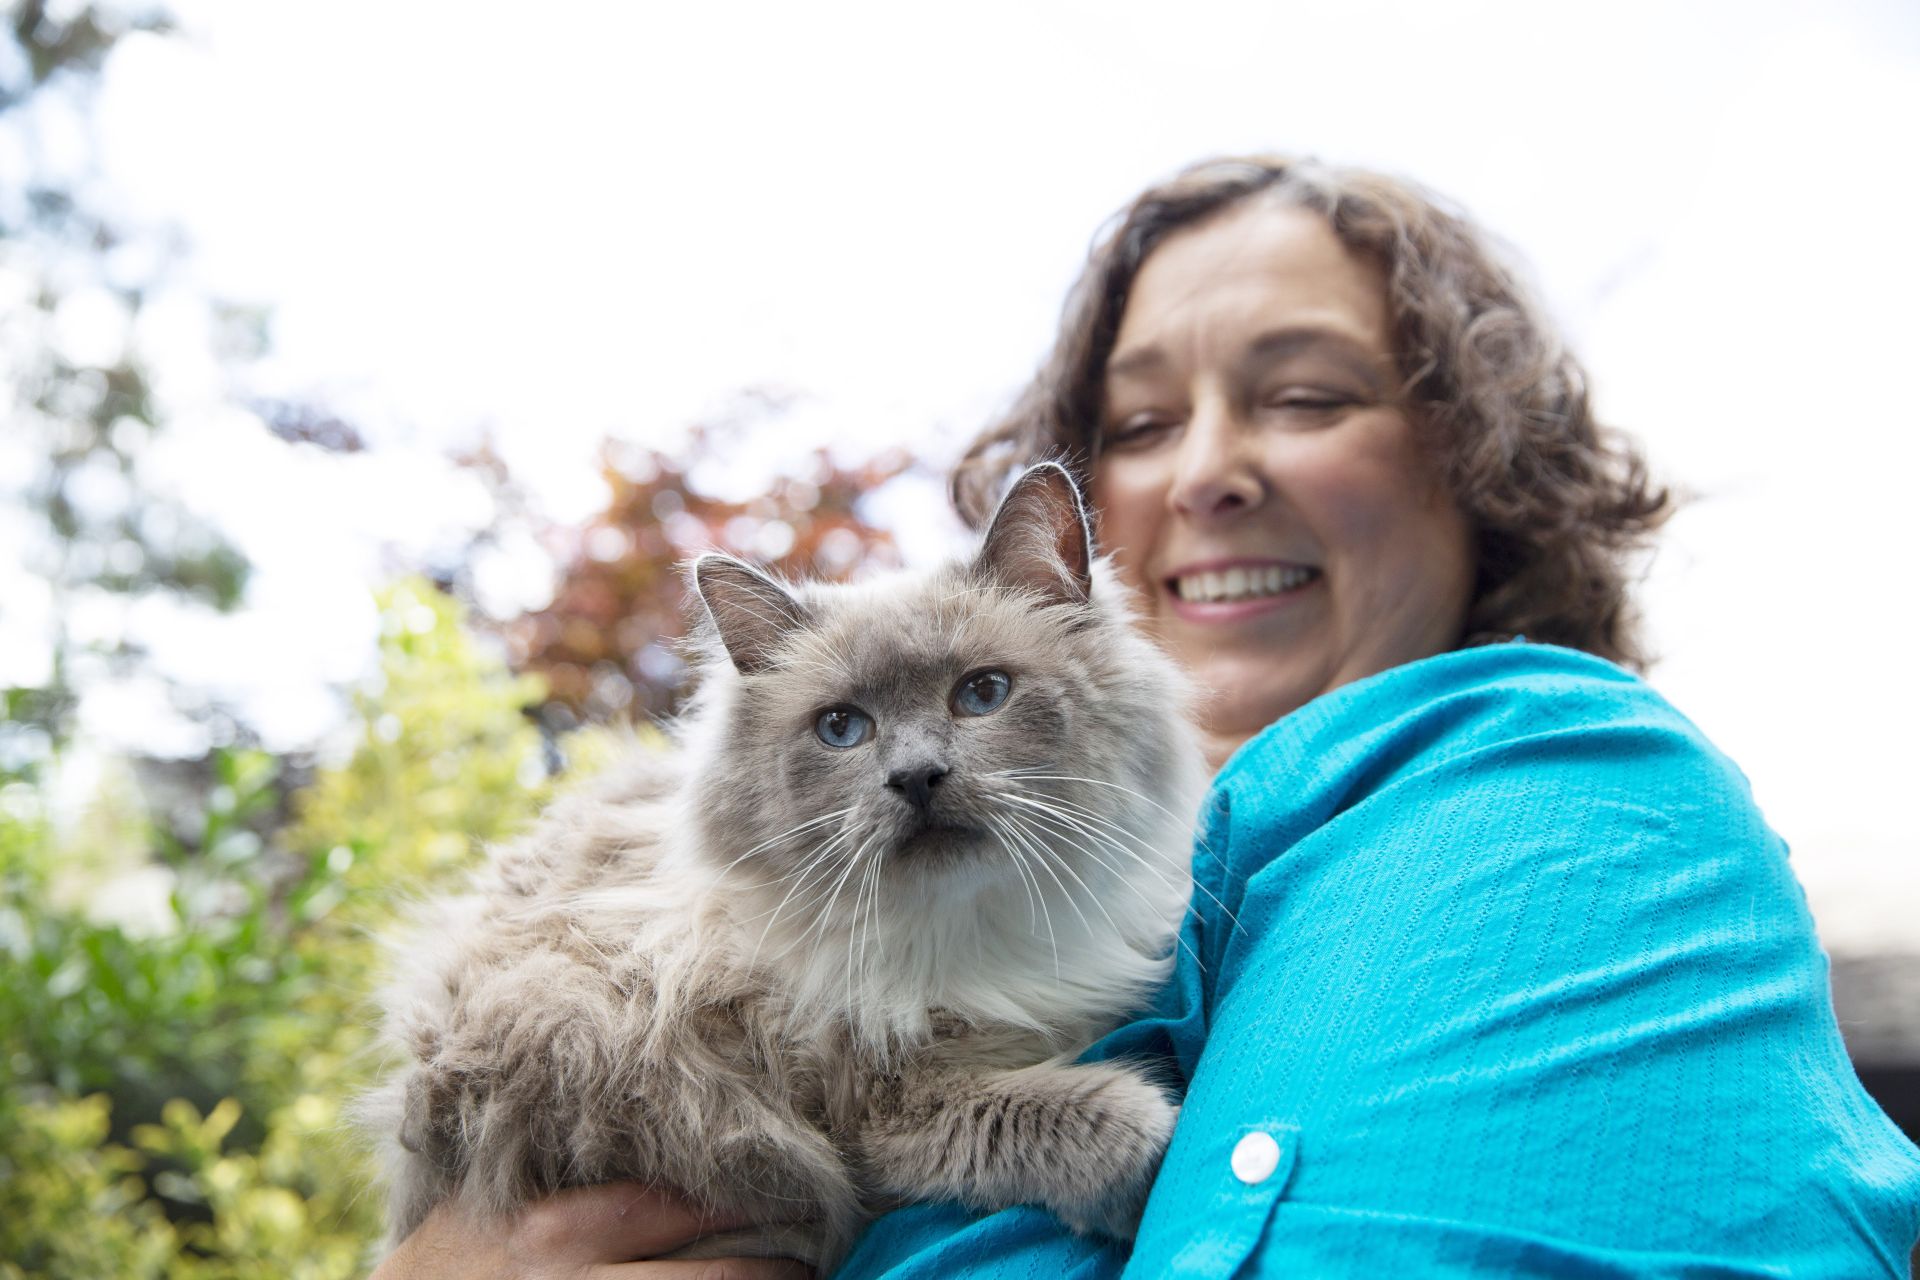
[1169,397,1263,518]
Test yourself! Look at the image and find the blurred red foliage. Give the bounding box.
[505,431,910,723]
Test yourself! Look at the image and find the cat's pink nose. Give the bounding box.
[886,762,949,813]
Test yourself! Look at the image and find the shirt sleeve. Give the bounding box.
[833,1204,1124,1280]
[1122,644,1920,1278]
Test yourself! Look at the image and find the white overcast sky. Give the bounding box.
[29,0,1920,947]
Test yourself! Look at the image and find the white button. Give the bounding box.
[1230,1130,1282,1184]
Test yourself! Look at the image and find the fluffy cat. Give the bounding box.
[362,463,1209,1269]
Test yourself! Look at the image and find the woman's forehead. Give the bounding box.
[1109,201,1392,374]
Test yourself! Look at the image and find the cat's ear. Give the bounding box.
[974,461,1093,608]
[691,554,811,675]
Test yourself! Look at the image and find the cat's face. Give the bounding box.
[687,465,1198,918]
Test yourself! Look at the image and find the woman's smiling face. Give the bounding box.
[1090,199,1476,767]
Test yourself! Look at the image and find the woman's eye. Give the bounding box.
[952,670,1012,717]
[1101,415,1177,451]
[815,707,874,748]
[1263,389,1352,414]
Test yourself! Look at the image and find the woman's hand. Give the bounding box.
[367,1182,813,1280]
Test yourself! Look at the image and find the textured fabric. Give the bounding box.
[835,644,1920,1278]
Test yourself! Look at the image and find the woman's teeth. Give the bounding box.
[1173,565,1317,603]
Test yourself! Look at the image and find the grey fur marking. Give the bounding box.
[360,465,1209,1271]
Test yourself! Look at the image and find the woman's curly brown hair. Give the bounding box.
[952,155,1673,670]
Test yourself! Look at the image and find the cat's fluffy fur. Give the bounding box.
[361,464,1208,1269]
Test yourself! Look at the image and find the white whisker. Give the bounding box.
[994,805,1125,949]
[999,791,1184,894]
[1004,772,1230,874]
[713,806,857,880]
[994,810,1098,947]
[1004,786,1243,935]
[998,800,1207,972]
[859,842,886,970]
[799,829,879,953]
[744,824,860,969]
[846,846,870,1012]
[996,817,1045,933]
[984,816,1058,977]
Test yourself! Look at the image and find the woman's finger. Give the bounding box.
[367,1183,786,1279]
[586,1261,812,1280]
[511,1181,756,1264]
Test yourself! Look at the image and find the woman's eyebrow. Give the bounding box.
[1239,328,1390,391]
[1104,344,1166,381]
[1105,328,1391,389]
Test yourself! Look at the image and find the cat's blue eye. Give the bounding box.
[952,670,1012,717]
[815,706,874,749]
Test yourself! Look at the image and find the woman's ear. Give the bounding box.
[690,554,810,674]
[973,461,1093,608]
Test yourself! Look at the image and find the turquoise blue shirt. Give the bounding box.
[837,644,1920,1277]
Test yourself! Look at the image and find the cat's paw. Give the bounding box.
[1050,1068,1178,1242]
[862,1057,1178,1242]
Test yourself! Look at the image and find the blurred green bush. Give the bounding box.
[3,11,906,1274]
[0,580,568,1278]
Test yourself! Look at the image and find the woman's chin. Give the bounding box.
[1190,658,1324,750]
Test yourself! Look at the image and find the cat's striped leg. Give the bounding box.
[859,1058,1176,1240]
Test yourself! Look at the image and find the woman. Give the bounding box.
[952,156,1657,770]
[374,157,1920,1277]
